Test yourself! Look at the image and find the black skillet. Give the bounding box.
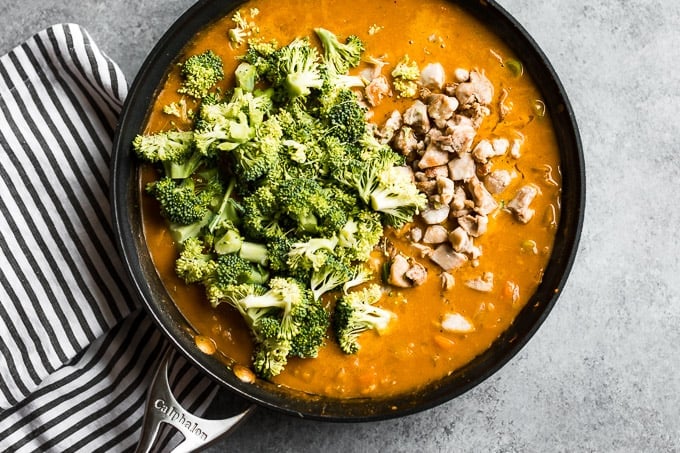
[110,0,585,448]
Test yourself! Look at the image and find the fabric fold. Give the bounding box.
[0,24,217,451]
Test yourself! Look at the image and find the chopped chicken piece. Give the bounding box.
[424,165,449,179]
[455,69,494,108]
[448,152,476,181]
[420,63,446,90]
[388,253,412,288]
[468,176,498,215]
[491,138,509,156]
[392,126,419,157]
[365,75,392,106]
[484,170,512,194]
[420,205,450,224]
[464,272,494,292]
[378,110,402,143]
[416,179,438,195]
[440,272,455,290]
[429,244,468,271]
[409,226,423,243]
[422,225,449,244]
[404,261,428,286]
[403,100,431,134]
[388,253,428,287]
[450,186,467,211]
[434,176,455,205]
[448,226,472,252]
[457,214,488,237]
[442,117,477,154]
[441,313,475,333]
[412,243,434,258]
[507,184,539,223]
[418,143,450,168]
[426,93,459,128]
[509,137,523,159]
[453,68,470,83]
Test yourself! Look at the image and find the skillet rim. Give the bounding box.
[110,0,585,421]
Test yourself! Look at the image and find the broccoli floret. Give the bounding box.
[310,254,353,301]
[265,236,293,272]
[194,88,269,156]
[133,130,194,163]
[332,147,402,204]
[146,176,222,225]
[277,178,329,233]
[337,210,383,262]
[333,284,395,354]
[215,253,269,286]
[168,212,213,244]
[240,277,309,340]
[241,38,278,77]
[238,241,269,265]
[370,167,428,228]
[234,61,259,92]
[268,38,324,99]
[133,130,204,179]
[322,89,367,145]
[178,50,224,99]
[391,54,420,98]
[252,337,291,379]
[341,264,374,294]
[289,298,329,358]
[175,237,217,283]
[241,184,286,240]
[287,236,339,274]
[314,28,364,75]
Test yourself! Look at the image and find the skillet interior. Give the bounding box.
[110,0,585,421]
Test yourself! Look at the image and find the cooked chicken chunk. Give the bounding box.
[420,63,446,89]
[403,100,431,134]
[455,69,494,108]
[426,93,459,129]
[468,176,498,215]
[429,244,468,271]
[365,75,392,106]
[507,184,539,223]
[484,170,512,194]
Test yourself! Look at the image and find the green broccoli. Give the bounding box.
[240,184,286,241]
[145,175,222,225]
[332,147,402,204]
[314,28,364,75]
[175,237,217,284]
[133,130,204,179]
[178,50,225,99]
[309,254,353,301]
[391,54,420,98]
[322,89,367,145]
[289,298,329,358]
[337,210,383,262]
[370,166,428,228]
[252,337,292,379]
[333,284,395,354]
[215,253,269,286]
[268,38,324,99]
[287,236,339,273]
[239,277,309,340]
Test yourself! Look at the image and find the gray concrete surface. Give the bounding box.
[2,0,679,451]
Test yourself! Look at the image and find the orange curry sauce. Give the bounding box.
[140,0,561,398]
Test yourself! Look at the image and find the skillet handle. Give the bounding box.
[135,348,256,453]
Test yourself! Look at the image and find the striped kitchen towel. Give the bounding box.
[0,24,217,451]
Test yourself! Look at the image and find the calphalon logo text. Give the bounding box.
[154,399,208,441]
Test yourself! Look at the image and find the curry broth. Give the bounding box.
[140,0,561,397]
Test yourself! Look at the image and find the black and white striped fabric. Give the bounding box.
[0,24,217,451]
